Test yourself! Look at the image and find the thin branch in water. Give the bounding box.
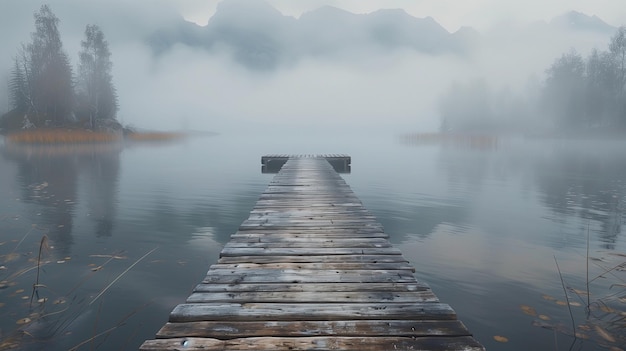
[555,255,577,334]
[89,247,158,306]
[13,225,35,252]
[586,222,590,312]
[30,235,49,307]
[67,325,122,351]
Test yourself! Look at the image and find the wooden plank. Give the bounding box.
[169,303,457,322]
[201,269,416,284]
[216,254,410,264]
[219,247,402,257]
[155,320,471,339]
[209,262,416,271]
[223,239,392,248]
[230,232,390,239]
[186,290,438,303]
[141,336,484,351]
[193,282,430,293]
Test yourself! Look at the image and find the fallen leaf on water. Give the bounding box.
[56,260,65,264]
[600,305,615,313]
[493,336,508,342]
[520,305,537,316]
[16,318,31,325]
[4,253,20,263]
[532,320,555,330]
[574,332,589,339]
[595,325,616,343]
[569,288,589,296]
[556,300,568,306]
[569,301,582,307]
[578,325,591,331]
[538,315,550,321]
[15,289,24,294]
[542,294,556,301]
[21,296,29,300]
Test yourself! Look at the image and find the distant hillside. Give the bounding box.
[146,1,620,71]
[550,10,616,34]
[146,0,472,70]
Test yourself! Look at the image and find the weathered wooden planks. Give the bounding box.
[141,336,485,351]
[155,320,471,338]
[140,156,484,351]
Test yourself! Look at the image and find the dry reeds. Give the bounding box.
[126,132,184,141]
[7,129,120,144]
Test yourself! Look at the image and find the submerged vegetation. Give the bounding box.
[0,223,157,350]
[517,246,626,349]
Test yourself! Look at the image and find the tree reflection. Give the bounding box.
[433,139,626,250]
[1,143,121,253]
[534,143,626,249]
[80,148,120,237]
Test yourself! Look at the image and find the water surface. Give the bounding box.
[0,133,624,350]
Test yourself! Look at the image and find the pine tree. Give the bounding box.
[25,5,74,126]
[76,24,118,130]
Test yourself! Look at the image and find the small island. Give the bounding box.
[0,5,181,144]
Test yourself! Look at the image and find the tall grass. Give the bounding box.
[0,232,158,350]
[7,129,120,144]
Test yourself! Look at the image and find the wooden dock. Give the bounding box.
[140,156,484,351]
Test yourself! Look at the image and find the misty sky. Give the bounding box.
[0,0,623,134]
[177,0,626,31]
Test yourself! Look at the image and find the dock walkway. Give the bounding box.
[140,156,484,351]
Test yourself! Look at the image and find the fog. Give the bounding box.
[0,0,621,135]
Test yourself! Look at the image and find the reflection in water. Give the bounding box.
[400,133,499,151]
[1,143,122,253]
[81,148,120,237]
[435,139,626,250]
[533,143,625,249]
[1,134,624,350]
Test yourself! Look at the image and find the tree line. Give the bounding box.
[440,26,626,135]
[2,5,118,132]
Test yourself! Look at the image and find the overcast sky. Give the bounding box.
[176,0,626,31]
[0,0,623,134]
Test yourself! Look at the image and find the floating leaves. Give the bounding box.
[3,252,20,263]
[16,317,31,325]
[493,335,509,342]
[538,314,550,321]
[520,305,536,316]
[568,288,589,296]
[595,325,616,343]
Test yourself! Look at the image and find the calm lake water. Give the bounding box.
[0,132,625,350]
